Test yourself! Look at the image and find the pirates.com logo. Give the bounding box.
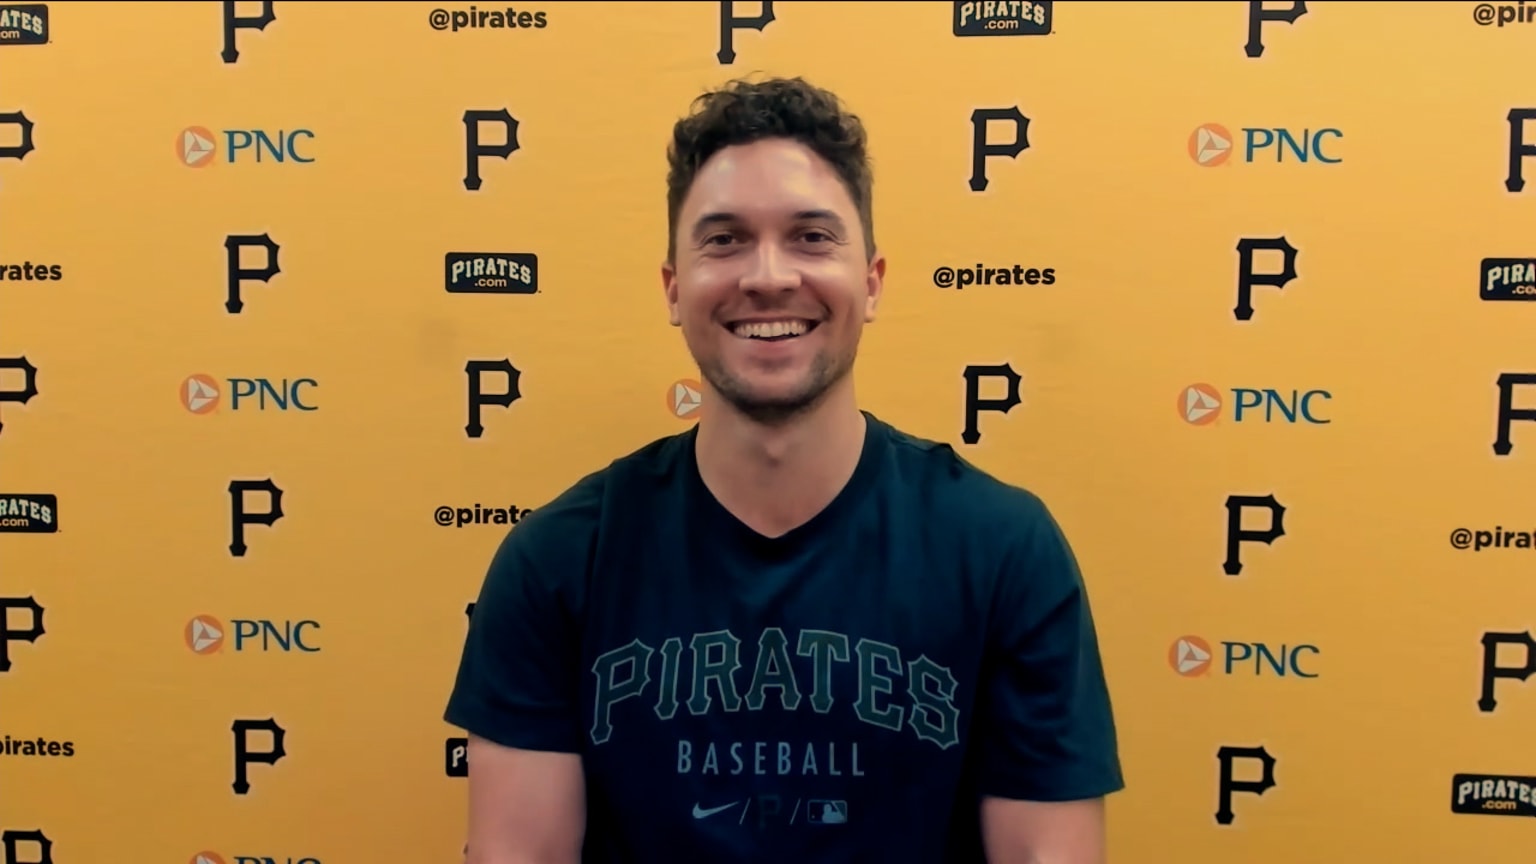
[0,4,48,45]
[445,252,538,294]
[1481,257,1536,301]
[1451,773,1536,818]
[0,493,56,533]
[953,0,1050,36]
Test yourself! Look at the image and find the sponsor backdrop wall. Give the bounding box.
[3,1,1536,862]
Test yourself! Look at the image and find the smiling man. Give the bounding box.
[444,76,1124,864]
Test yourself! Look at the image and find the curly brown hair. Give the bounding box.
[665,76,876,264]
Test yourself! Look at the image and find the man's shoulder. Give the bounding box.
[503,427,694,548]
[877,416,1056,537]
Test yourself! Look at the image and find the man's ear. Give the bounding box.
[864,252,887,323]
[661,260,681,326]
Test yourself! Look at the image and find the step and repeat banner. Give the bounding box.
[2,1,1535,862]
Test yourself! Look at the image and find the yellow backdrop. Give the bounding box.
[4,1,1536,862]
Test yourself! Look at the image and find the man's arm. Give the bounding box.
[980,797,1105,864]
[973,491,1123,864]
[445,485,601,864]
[466,736,585,864]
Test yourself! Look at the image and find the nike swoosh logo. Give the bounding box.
[692,801,738,819]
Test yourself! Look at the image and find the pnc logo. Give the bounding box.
[182,374,222,413]
[178,126,217,167]
[183,615,322,653]
[1169,636,1213,677]
[1179,383,1331,425]
[1178,383,1222,425]
[1171,636,1321,679]
[185,615,226,654]
[1188,123,1232,167]
[179,374,318,412]
[175,125,316,166]
[189,852,318,864]
[668,378,702,420]
[1188,122,1342,166]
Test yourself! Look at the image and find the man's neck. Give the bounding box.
[694,389,868,539]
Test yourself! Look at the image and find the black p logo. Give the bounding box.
[224,233,282,314]
[221,0,276,64]
[1,829,54,864]
[1492,372,1536,456]
[0,356,39,439]
[465,359,523,439]
[231,717,287,795]
[717,0,774,64]
[1477,630,1536,713]
[967,107,1030,193]
[1245,0,1306,58]
[1216,744,1277,825]
[228,478,285,558]
[1223,494,1286,576]
[0,111,35,162]
[1506,108,1536,194]
[961,362,1023,445]
[0,596,45,674]
[462,109,520,191]
[1234,236,1299,322]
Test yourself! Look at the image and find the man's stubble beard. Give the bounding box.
[698,338,859,427]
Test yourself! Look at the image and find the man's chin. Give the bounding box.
[697,351,852,420]
[705,374,828,423]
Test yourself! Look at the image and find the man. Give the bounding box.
[444,76,1124,864]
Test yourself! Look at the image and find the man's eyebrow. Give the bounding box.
[689,212,738,238]
[689,210,848,238]
[793,210,847,230]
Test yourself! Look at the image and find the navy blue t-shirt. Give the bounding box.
[444,412,1123,863]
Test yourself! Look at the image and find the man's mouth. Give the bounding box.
[727,319,820,342]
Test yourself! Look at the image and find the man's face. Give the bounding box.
[662,137,885,425]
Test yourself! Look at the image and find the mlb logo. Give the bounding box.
[806,799,848,824]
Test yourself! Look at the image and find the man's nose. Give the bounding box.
[741,243,800,291]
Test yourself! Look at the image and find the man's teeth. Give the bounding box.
[734,320,808,339]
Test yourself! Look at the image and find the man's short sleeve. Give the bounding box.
[443,504,588,754]
[973,493,1124,801]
